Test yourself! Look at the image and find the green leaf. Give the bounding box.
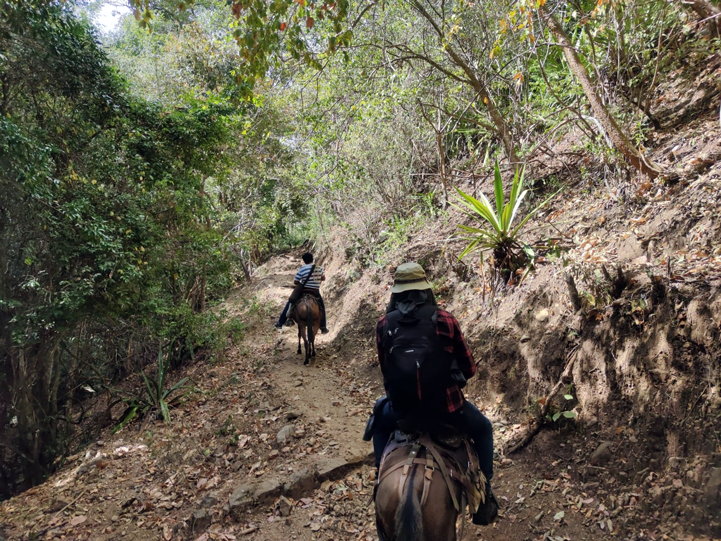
[459,238,481,259]
[563,394,573,400]
[562,411,577,419]
[509,187,561,239]
[454,188,499,231]
[493,162,504,221]
[112,404,140,434]
[552,412,561,422]
[141,371,156,404]
[160,399,171,423]
[163,377,189,400]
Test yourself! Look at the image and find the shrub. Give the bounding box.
[455,162,559,279]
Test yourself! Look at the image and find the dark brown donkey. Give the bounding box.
[375,435,484,541]
[291,295,320,365]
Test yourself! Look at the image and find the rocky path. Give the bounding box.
[0,254,663,541]
[211,254,619,541]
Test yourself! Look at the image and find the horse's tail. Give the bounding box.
[306,299,314,345]
[394,472,424,541]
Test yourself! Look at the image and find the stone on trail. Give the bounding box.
[277,495,293,517]
[199,495,218,508]
[316,457,350,481]
[276,425,294,445]
[590,441,613,465]
[254,478,282,503]
[228,484,254,520]
[283,467,316,499]
[191,509,211,532]
[705,467,721,501]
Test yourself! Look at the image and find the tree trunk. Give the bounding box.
[436,131,450,209]
[542,8,661,179]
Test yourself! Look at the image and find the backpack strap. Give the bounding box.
[301,264,316,288]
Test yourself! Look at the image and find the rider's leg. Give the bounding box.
[452,400,498,525]
[315,293,328,332]
[455,401,494,482]
[372,400,401,470]
[275,301,291,328]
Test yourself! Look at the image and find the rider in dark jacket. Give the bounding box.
[370,262,498,525]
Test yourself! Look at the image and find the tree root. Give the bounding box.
[504,346,580,454]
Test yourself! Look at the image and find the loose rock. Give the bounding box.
[277,496,293,517]
[276,425,294,445]
[191,509,211,532]
[228,484,254,520]
[590,441,613,466]
[283,468,317,499]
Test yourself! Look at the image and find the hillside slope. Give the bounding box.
[0,253,681,541]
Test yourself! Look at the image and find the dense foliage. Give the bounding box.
[0,0,298,496]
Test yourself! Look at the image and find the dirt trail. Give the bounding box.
[221,254,616,541]
[251,256,369,462]
[0,253,675,541]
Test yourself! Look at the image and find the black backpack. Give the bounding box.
[382,304,452,414]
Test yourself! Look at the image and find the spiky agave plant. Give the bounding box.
[112,344,189,433]
[455,162,558,279]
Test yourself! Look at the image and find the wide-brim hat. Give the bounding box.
[391,262,432,293]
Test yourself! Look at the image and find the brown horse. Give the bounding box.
[375,435,483,541]
[291,295,320,365]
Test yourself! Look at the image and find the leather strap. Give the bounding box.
[420,436,461,512]
[420,453,434,507]
[301,264,316,288]
[397,443,421,501]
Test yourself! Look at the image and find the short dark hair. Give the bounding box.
[302,252,314,264]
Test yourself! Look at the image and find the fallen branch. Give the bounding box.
[505,346,579,454]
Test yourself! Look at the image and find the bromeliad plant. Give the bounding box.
[455,162,559,279]
[113,344,190,433]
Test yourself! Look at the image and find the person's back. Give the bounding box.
[294,263,324,293]
[275,252,328,333]
[368,262,498,525]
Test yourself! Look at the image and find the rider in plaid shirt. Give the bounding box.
[376,308,475,413]
[369,262,498,526]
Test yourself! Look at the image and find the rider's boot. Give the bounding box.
[472,482,499,525]
[320,310,329,333]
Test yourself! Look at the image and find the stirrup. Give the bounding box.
[472,488,499,525]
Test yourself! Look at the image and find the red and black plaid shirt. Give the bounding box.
[376,308,476,413]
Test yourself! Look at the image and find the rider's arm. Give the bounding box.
[445,313,476,380]
[376,317,386,368]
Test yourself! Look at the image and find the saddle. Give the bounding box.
[289,293,318,320]
[377,423,485,516]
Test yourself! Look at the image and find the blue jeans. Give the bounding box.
[277,293,327,327]
[372,400,494,483]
